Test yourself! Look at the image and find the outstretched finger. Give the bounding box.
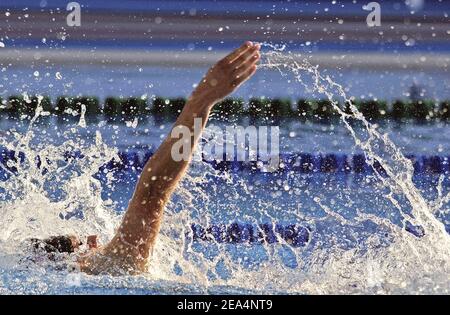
[223,41,253,64]
[232,65,257,87]
[231,44,260,68]
[234,51,260,75]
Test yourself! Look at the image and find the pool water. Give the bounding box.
[2,64,449,102]
[0,51,449,295]
[0,114,449,294]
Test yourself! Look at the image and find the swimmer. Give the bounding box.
[29,41,261,275]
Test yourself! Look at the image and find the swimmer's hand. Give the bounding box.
[191,41,260,108]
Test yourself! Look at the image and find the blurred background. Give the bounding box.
[0,0,449,157]
[0,0,449,100]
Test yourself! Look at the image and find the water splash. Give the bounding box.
[0,49,449,294]
[0,96,119,250]
[255,49,450,292]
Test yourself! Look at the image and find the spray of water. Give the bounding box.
[256,48,450,292]
[0,97,118,249]
[0,49,449,294]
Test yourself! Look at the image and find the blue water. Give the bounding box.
[2,117,449,224]
[1,0,449,294]
[2,65,449,102]
[0,110,449,294]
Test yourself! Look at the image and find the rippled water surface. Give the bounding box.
[0,51,449,295]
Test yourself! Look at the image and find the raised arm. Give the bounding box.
[102,42,261,272]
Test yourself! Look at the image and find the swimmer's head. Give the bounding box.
[30,235,98,254]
